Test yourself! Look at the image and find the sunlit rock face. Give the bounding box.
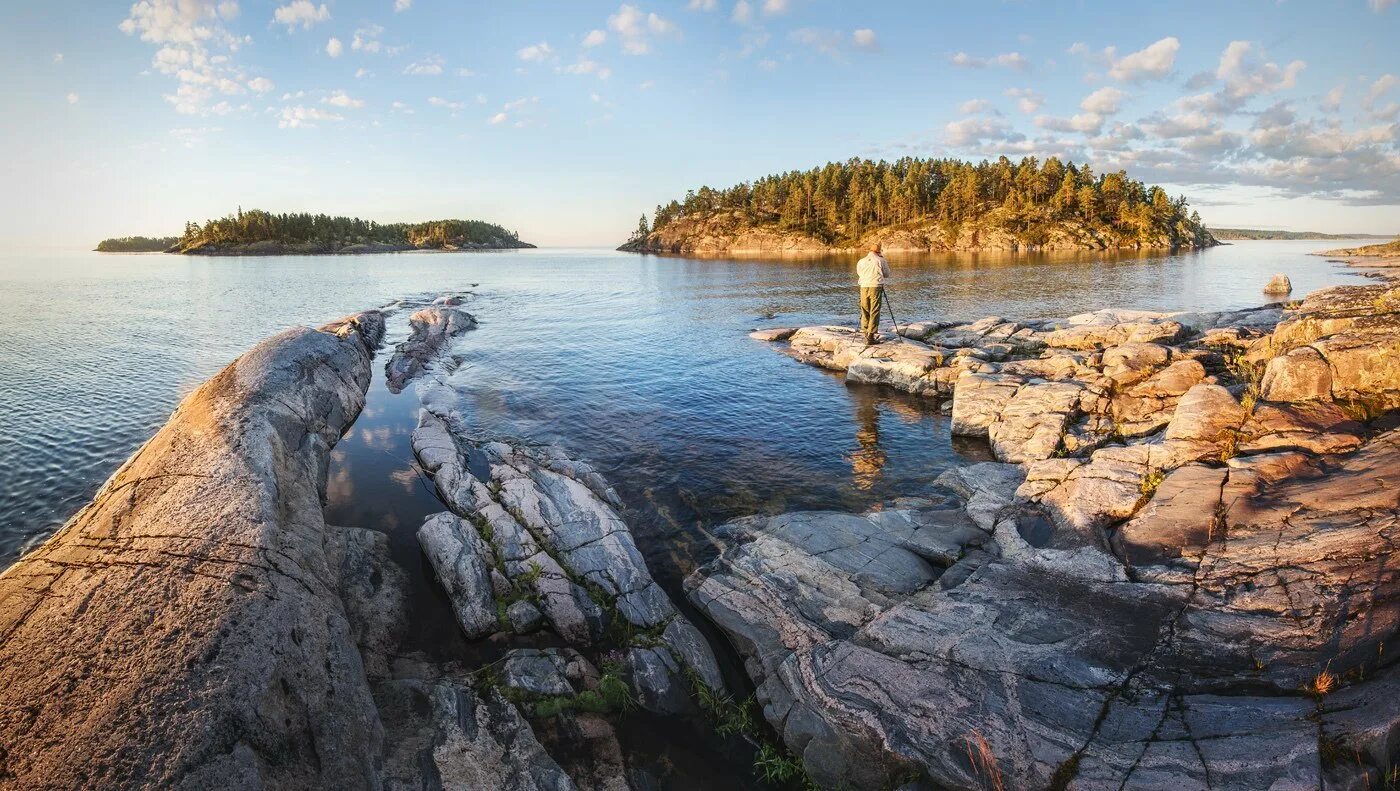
[719,281,1400,789]
[0,311,388,790]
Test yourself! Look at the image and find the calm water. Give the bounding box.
[0,241,1371,568]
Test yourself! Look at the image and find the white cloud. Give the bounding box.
[120,0,254,115]
[607,4,678,54]
[272,1,329,31]
[247,76,274,93]
[944,116,1025,146]
[1367,74,1398,103]
[391,100,412,113]
[218,1,238,19]
[852,28,877,51]
[53,53,63,63]
[1080,86,1126,115]
[1370,0,1395,10]
[517,42,553,62]
[1322,84,1346,112]
[395,0,412,11]
[731,0,752,24]
[428,96,464,110]
[488,112,507,124]
[758,58,777,70]
[1107,37,1178,82]
[1035,112,1104,134]
[688,0,717,8]
[456,67,475,77]
[403,56,444,76]
[1215,41,1305,101]
[355,67,370,78]
[66,92,79,104]
[950,51,1028,70]
[325,37,342,57]
[323,90,364,108]
[959,99,993,114]
[583,29,607,47]
[562,59,612,79]
[762,0,788,14]
[351,24,385,53]
[278,104,341,128]
[1004,87,1043,114]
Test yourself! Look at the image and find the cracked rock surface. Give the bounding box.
[718,281,1400,789]
[0,311,388,790]
[384,303,478,393]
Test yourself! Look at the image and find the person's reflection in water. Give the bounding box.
[848,394,888,491]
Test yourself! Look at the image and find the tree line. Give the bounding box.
[175,209,522,250]
[637,156,1212,248]
[95,236,178,252]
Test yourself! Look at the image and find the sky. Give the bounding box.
[1,0,1397,247]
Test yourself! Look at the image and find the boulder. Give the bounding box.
[418,511,500,639]
[1264,273,1293,294]
[1260,346,1334,402]
[503,649,577,697]
[1239,400,1365,456]
[0,312,389,789]
[385,304,478,392]
[750,327,798,342]
[376,679,574,791]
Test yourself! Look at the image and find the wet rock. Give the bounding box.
[507,599,546,633]
[749,326,798,342]
[411,406,725,703]
[0,312,388,789]
[418,511,500,639]
[376,679,574,791]
[385,304,478,392]
[328,525,410,679]
[503,648,577,697]
[622,646,694,716]
[1264,273,1293,294]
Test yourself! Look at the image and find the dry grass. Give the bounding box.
[964,730,1004,791]
[1306,668,1338,698]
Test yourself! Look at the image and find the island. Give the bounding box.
[94,235,179,252]
[1209,228,1394,241]
[618,156,1217,254]
[98,209,534,255]
[1320,238,1400,257]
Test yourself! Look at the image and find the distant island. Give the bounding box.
[98,209,533,255]
[618,156,1216,254]
[1209,228,1395,241]
[94,236,179,252]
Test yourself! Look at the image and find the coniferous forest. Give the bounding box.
[98,209,532,255]
[626,155,1215,252]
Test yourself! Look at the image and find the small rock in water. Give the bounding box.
[1264,273,1293,294]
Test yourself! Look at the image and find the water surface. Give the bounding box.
[0,241,1370,566]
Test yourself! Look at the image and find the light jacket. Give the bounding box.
[856,252,891,288]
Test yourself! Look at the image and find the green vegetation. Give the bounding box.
[94,236,178,252]
[634,155,1214,250]
[1209,228,1392,241]
[169,208,530,254]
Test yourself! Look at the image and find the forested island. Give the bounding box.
[98,210,533,255]
[94,236,179,252]
[619,156,1216,254]
[1209,228,1393,241]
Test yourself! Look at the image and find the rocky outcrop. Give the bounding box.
[717,280,1400,788]
[0,312,389,789]
[411,398,725,715]
[385,304,478,392]
[1264,273,1293,294]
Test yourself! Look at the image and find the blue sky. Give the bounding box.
[2,0,1397,246]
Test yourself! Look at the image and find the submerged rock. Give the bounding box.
[385,304,478,392]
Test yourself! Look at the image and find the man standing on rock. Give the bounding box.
[857,241,891,345]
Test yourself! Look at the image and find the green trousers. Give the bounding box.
[859,287,884,341]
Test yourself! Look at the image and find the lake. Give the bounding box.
[0,241,1370,571]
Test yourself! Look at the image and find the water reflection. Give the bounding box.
[848,397,887,491]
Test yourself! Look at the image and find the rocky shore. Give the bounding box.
[705,272,1400,788]
[3,264,1397,789]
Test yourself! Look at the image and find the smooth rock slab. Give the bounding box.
[385,304,478,393]
[0,312,388,790]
